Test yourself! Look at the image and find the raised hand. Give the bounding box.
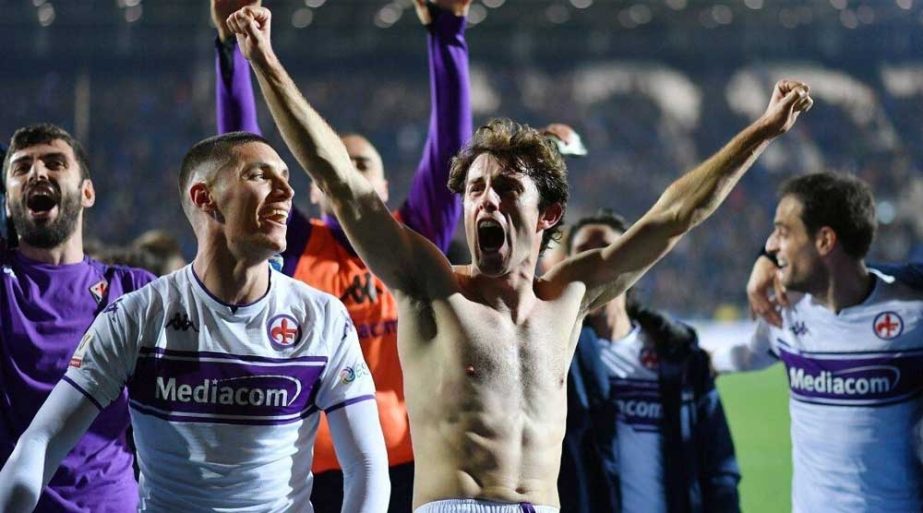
[226,5,273,65]
[413,0,473,25]
[212,0,261,42]
[760,79,813,137]
[746,253,789,328]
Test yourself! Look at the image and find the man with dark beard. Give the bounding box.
[0,124,154,512]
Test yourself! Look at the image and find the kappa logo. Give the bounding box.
[103,298,124,315]
[89,279,108,305]
[873,311,903,340]
[790,321,809,336]
[267,314,302,349]
[340,272,383,305]
[166,311,198,332]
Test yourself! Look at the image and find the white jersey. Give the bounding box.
[64,265,375,513]
[597,325,667,513]
[735,270,923,512]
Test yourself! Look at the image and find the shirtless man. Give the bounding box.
[226,6,813,511]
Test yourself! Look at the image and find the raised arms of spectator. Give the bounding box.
[231,6,455,295]
[0,384,100,513]
[544,80,814,314]
[398,0,473,252]
[213,0,262,135]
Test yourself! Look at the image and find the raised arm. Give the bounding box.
[398,0,473,252]
[228,6,455,295]
[0,383,100,513]
[547,80,813,312]
[213,0,262,135]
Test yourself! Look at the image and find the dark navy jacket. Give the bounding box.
[559,306,740,513]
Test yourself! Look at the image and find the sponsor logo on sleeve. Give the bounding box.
[339,362,370,385]
[267,314,302,349]
[69,331,93,368]
[780,347,923,406]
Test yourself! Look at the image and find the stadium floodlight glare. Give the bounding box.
[292,8,313,29]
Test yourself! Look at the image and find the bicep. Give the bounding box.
[341,195,457,298]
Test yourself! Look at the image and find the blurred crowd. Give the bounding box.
[2,58,920,318]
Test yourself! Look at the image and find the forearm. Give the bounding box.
[653,120,774,235]
[401,10,472,251]
[215,39,261,134]
[0,432,48,513]
[250,54,363,201]
[329,402,390,513]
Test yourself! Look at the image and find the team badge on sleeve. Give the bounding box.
[69,331,94,368]
[267,314,302,349]
[873,311,903,340]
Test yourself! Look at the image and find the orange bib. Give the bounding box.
[293,220,412,472]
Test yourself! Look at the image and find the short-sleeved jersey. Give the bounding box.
[749,270,923,512]
[0,250,153,513]
[64,265,375,513]
[597,325,667,513]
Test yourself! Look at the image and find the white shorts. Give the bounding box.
[414,498,559,513]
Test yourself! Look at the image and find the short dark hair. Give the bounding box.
[448,118,569,253]
[178,131,272,221]
[779,172,876,259]
[565,208,630,254]
[2,124,91,183]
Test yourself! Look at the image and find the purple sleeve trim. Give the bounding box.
[281,208,313,276]
[324,394,376,414]
[215,38,261,135]
[62,375,104,411]
[398,9,472,253]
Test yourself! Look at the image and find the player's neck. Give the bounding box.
[191,251,270,307]
[17,231,85,265]
[588,300,632,341]
[816,259,873,313]
[469,263,537,323]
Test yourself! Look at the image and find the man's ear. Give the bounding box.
[190,182,217,218]
[815,226,837,257]
[538,202,564,231]
[81,179,96,208]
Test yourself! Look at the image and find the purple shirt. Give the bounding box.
[0,251,154,513]
[215,9,472,263]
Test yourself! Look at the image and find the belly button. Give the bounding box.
[516,486,527,494]
[465,365,476,376]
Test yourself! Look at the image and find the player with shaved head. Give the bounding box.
[0,132,390,513]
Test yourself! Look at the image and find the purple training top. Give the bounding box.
[214,9,472,263]
[0,250,154,513]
